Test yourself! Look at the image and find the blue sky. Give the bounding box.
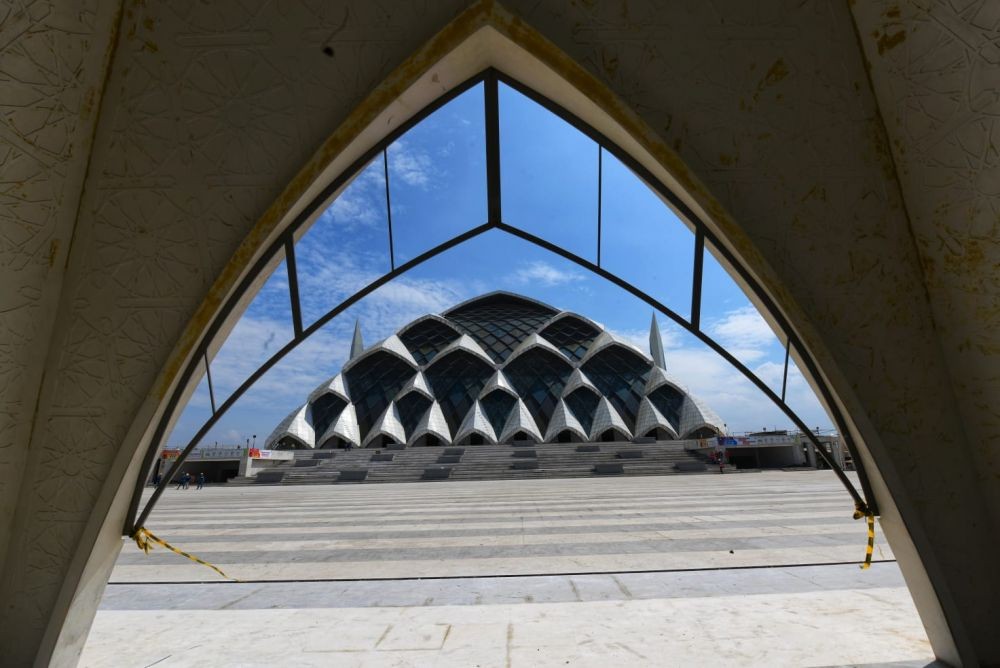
[170,82,829,449]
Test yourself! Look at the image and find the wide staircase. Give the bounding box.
[227,440,725,486]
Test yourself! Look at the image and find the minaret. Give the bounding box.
[649,313,666,369]
[350,319,364,360]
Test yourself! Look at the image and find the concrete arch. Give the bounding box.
[2,3,993,667]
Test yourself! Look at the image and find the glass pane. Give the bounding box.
[600,151,694,320]
[163,365,214,450]
[175,226,837,456]
[654,318,790,436]
[499,83,598,261]
[388,83,487,265]
[295,157,391,327]
[208,259,294,405]
[782,352,834,433]
[700,241,787,395]
[204,313,348,449]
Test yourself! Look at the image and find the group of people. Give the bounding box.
[171,472,206,489]
[150,471,208,489]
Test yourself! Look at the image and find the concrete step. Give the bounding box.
[226,440,722,485]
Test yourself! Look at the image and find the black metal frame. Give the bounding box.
[125,67,875,535]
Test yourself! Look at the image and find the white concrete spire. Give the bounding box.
[454,400,498,444]
[264,403,315,448]
[479,369,517,398]
[317,403,360,449]
[562,368,598,397]
[506,333,565,364]
[634,396,679,440]
[649,313,666,369]
[343,333,419,371]
[362,402,407,447]
[307,372,351,404]
[544,398,589,442]
[590,396,633,441]
[645,365,686,396]
[350,319,364,360]
[580,330,650,365]
[499,398,544,443]
[395,370,434,401]
[678,393,725,439]
[407,400,452,445]
[432,333,495,367]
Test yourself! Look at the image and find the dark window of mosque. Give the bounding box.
[425,435,439,447]
[539,316,599,361]
[688,426,719,439]
[481,390,517,436]
[503,348,572,433]
[602,429,626,442]
[647,384,685,429]
[557,430,573,443]
[319,436,349,449]
[425,350,495,432]
[445,294,556,363]
[469,433,484,445]
[400,318,461,366]
[565,387,600,434]
[276,436,307,450]
[311,393,347,438]
[583,346,651,431]
[396,392,432,436]
[345,351,417,439]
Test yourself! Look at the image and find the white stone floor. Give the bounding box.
[80,472,935,667]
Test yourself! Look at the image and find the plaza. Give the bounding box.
[81,472,932,666]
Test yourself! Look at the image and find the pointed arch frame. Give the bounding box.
[126,68,876,534]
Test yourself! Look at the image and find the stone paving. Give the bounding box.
[80,472,934,667]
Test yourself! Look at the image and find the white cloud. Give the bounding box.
[707,306,778,350]
[389,139,435,188]
[322,164,386,231]
[510,261,584,287]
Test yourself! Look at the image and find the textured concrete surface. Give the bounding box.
[80,473,932,666]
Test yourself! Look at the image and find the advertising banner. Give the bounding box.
[249,448,292,460]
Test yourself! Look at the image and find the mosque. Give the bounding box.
[266,292,724,450]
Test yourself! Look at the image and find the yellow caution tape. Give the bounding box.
[132,527,240,582]
[852,505,876,570]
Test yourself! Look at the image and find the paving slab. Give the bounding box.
[83,472,931,667]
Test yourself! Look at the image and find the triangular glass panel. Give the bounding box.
[387,83,487,265]
[295,157,391,327]
[207,258,294,406]
[782,350,834,435]
[162,359,214,451]
[700,240,787,397]
[600,151,694,321]
[499,83,598,262]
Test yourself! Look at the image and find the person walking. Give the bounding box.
[181,472,191,489]
[197,472,206,490]
[174,474,184,490]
